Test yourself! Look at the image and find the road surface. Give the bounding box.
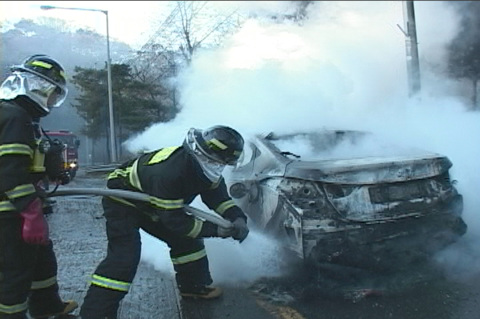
[44,169,480,319]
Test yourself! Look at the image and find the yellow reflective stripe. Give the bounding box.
[30,60,66,79]
[90,274,130,292]
[215,200,236,215]
[209,179,222,189]
[0,300,28,314]
[5,184,36,200]
[107,161,142,191]
[148,196,184,210]
[108,196,136,207]
[147,146,179,165]
[207,138,227,150]
[0,200,15,212]
[0,143,33,157]
[186,218,203,238]
[107,170,118,179]
[171,248,207,265]
[31,60,52,69]
[31,276,56,290]
[129,159,143,191]
[109,194,183,211]
[108,167,131,180]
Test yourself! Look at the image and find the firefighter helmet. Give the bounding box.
[185,126,244,182]
[0,54,68,116]
[187,126,244,165]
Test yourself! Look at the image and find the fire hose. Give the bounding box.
[46,187,233,229]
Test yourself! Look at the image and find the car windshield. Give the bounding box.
[269,131,432,161]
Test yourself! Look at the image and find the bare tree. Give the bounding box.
[140,1,243,65]
[126,1,315,112]
[130,47,178,113]
[124,1,244,113]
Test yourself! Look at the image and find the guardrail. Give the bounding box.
[82,164,119,174]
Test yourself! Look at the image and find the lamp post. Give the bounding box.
[40,5,117,163]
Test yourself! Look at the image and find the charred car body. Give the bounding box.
[226,129,466,275]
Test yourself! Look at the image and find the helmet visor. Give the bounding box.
[23,72,67,108]
[186,129,226,182]
[195,151,226,182]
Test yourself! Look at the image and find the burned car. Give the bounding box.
[226,129,466,275]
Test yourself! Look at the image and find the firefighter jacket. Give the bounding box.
[107,145,247,239]
[0,100,44,216]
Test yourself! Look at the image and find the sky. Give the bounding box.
[0,1,168,49]
[2,1,478,285]
[0,1,298,50]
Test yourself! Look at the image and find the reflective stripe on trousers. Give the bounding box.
[90,274,130,292]
[80,198,141,319]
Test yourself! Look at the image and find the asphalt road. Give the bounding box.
[45,169,480,319]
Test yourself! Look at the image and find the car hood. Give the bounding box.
[284,153,452,184]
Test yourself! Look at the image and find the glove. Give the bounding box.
[217,224,236,238]
[58,171,71,185]
[35,182,48,199]
[20,198,49,245]
[231,218,249,243]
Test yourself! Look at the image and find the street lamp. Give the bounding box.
[40,5,118,163]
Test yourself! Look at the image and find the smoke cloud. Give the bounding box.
[131,2,480,285]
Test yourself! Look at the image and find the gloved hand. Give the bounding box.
[20,198,49,245]
[231,218,249,243]
[217,224,236,238]
[35,183,48,199]
[58,171,71,185]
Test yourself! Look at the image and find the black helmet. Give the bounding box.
[12,54,67,89]
[186,125,244,165]
[0,54,68,116]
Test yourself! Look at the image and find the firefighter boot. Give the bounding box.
[29,300,78,319]
[179,285,223,300]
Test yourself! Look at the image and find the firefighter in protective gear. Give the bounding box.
[0,54,78,318]
[80,125,250,319]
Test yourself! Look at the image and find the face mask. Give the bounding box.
[0,72,66,113]
[185,129,226,182]
[195,153,226,183]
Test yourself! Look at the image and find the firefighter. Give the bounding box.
[79,125,250,319]
[0,54,78,318]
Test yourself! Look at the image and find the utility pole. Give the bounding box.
[398,1,421,97]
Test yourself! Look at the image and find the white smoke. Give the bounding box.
[133,1,480,284]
